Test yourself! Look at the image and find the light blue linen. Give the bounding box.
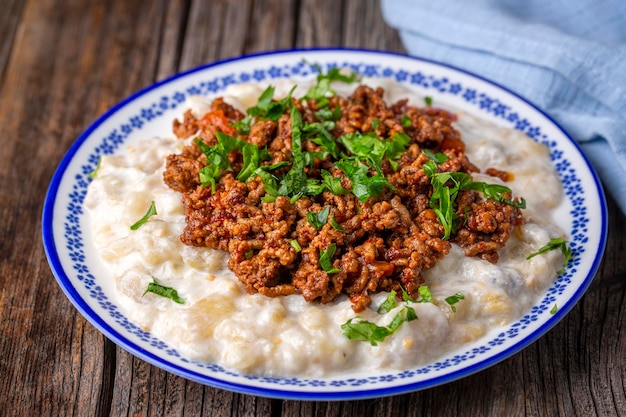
[382,0,626,214]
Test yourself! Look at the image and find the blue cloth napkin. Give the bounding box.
[381,0,626,214]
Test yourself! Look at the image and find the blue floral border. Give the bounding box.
[62,57,589,390]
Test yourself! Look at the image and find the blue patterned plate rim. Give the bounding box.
[42,48,608,400]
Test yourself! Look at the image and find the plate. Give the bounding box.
[42,49,607,400]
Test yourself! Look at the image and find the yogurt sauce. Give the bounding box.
[84,78,566,377]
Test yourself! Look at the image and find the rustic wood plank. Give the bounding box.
[343,0,404,51]
[178,0,252,71]
[244,0,298,54]
[0,0,170,415]
[0,1,110,415]
[91,0,167,116]
[156,0,191,81]
[296,0,344,47]
[0,0,24,83]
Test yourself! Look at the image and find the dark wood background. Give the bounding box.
[1,0,624,415]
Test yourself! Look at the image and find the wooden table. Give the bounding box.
[1,1,624,415]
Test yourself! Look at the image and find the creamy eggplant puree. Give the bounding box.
[84,78,566,377]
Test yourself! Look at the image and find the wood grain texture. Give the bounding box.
[0,0,624,416]
[0,0,24,82]
[179,0,252,70]
[296,0,343,47]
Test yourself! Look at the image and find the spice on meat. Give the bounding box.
[163,81,524,313]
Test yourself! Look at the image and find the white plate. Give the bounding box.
[42,49,607,400]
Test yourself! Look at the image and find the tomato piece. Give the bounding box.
[440,136,465,152]
[200,109,236,135]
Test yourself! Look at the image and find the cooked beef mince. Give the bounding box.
[163,83,524,312]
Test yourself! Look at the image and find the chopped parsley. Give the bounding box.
[143,278,185,304]
[424,96,433,106]
[274,106,311,200]
[304,66,360,108]
[87,157,102,179]
[330,214,346,232]
[423,149,449,164]
[195,76,526,250]
[319,66,361,84]
[377,290,399,313]
[417,285,433,303]
[338,132,386,172]
[319,243,340,273]
[232,85,296,134]
[341,305,417,346]
[527,237,572,274]
[303,121,342,159]
[290,239,302,252]
[550,304,558,314]
[334,158,392,202]
[199,72,414,204]
[319,170,350,195]
[338,131,410,174]
[423,160,526,239]
[445,292,465,312]
[399,285,433,303]
[307,206,330,230]
[196,133,262,191]
[346,286,447,345]
[130,201,157,230]
[253,106,323,202]
[315,105,342,121]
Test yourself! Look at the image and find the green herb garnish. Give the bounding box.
[303,121,342,158]
[371,118,381,130]
[385,133,412,171]
[130,201,157,230]
[307,206,330,230]
[290,239,302,252]
[338,132,387,173]
[527,237,572,274]
[315,105,342,121]
[319,243,340,273]
[423,149,449,164]
[417,285,433,303]
[341,305,417,346]
[87,157,102,179]
[401,114,412,127]
[377,290,398,314]
[423,160,525,239]
[303,66,360,108]
[195,132,263,191]
[276,106,310,199]
[335,158,393,202]
[143,278,185,304]
[338,131,410,174]
[319,170,350,195]
[550,304,558,314]
[424,96,433,106]
[445,292,465,312]
[233,85,296,134]
[330,214,346,232]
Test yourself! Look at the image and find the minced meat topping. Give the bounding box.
[163,75,524,312]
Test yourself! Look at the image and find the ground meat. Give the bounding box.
[163,154,203,193]
[163,81,525,312]
[453,190,524,263]
[173,110,200,139]
[248,120,276,148]
[486,167,513,182]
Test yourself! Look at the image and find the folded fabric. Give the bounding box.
[381,0,626,215]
